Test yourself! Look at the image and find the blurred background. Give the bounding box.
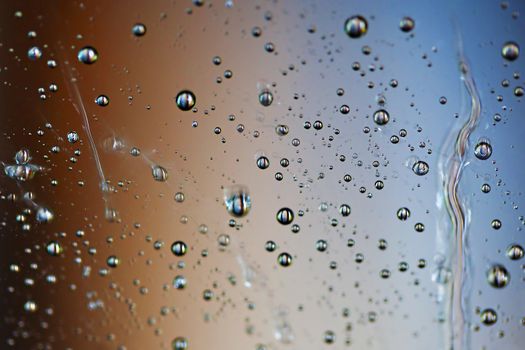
[0,0,523,349]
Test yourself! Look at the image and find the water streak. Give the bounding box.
[60,62,113,219]
[438,38,481,349]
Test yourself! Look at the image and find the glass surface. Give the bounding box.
[0,1,523,349]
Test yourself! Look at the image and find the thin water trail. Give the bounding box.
[64,73,107,190]
[59,60,114,220]
[438,32,482,349]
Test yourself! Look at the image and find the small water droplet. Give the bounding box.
[95,95,110,107]
[399,17,415,32]
[132,23,147,37]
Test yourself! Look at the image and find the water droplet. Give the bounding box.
[502,42,519,61]
[324,330,335,344]
[36,207,54,223]
[487,264,509,288]
[481,309,497,326]
[203,289,213,300]
[77,46,99,64]
[278,252,292,267]
[373,109,390,125]
[47,59,57,68]
[276,208,294,225]
[4,164,38,182]
[252,26,262,37]
[152,165,168,182]
[259,90,273,107]
[46,241,63,256]
[15,149,31,164]
[67,131,79,143]
[491,219,502,230]
[339,204,351,217]
[24,300,37,312]
[27,46,42,60]
[173,276,187,290]
[95,95,109,107]
[217,234,230,247]
[132,23,147,36]
[397,207,411,220]
[414,222,425,232]
[316,240,328,252]
[130,147,141,157]
[399,17,415,32]
[171,241,187,256]
[174,192,185,203]
[506,244,524,260]
[175,90,196,111]
[172,337,188,350]
[212,55,222,65]
[107,255,120,268]
[264,42,275,53]
[412,160,429,176]
[262,241,276,254]
[224,185,251,217]
[256,156,270,169]
[275,124,289,136]
[474,140,492,160]
[344,16,368,38]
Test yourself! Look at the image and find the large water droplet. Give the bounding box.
[36,207,54,223]
[224,185,252,217]
[95,95,110,107]
[506,244,524,260]
[152,165,168,182]
[176,90,196,111]
[373,109,390,125]
[344,16,368,38]
[474,140,492,160]
[276,208,294,225]
[15,149,31,164]
[107,255,120,268]
[502,42,519,61]
[27,46,42,60]
[480,309,497,326]
[399,17,415,32]
[397,207,411,220]
[412,160,429,176]
[278,252,292,267]
[46,241,63,256]
[259,90,273,107]
[171,241,187,256]
[77,46,99,64]
[172,337,188,350]
[487,264,509,288]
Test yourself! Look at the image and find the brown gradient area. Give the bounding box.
[2,1,353,349]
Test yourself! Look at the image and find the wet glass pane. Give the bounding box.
[0,1,524,349]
